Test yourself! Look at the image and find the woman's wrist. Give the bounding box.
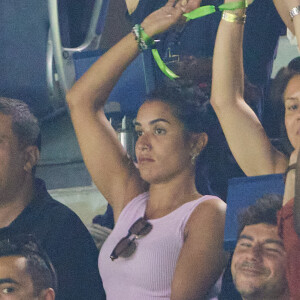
[223,0,247,16]
[222,10,246,23]
[132,24,156,51]
[140,20,155,38]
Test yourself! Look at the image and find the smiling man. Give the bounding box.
[231,195,289,300]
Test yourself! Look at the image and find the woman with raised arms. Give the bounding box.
[66,1,227,299]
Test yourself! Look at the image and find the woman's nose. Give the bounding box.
[136,133,151,151]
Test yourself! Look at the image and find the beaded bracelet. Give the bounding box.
[132,24,179,79]
[132,24,156,51]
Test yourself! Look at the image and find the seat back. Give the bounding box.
[224,174,285,251]
[0,0,53,119]
[73,50,155,116]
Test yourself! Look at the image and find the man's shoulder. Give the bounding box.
[33,178,83,222]
[27,179,93,241]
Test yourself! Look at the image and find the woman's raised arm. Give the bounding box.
[273,0,300,49]
[66,0,187,217]
[210,0,288,176]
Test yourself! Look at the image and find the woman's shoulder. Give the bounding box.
[196,195,226,211]
[186,195,226,229]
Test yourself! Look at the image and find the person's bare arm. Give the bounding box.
[66,0,187,219]
[281,0,300,50]
[125,0,203,15]
[273,0,294,34]
[210,1,288,176]
[170,199,227,300]
[125,0,140,15]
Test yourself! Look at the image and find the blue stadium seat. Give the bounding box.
[224,174,285,251]
[73,50,155,116]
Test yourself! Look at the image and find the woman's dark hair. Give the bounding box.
[288,56,300,71]
[147,82,209,134]
[269,63,300,154]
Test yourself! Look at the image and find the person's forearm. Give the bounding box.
[66,32,140,111]
[273,0,294,34]
[286,0,300,50]
[211,8,245,108]
[67,0,186,111]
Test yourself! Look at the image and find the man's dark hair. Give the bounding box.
[237,194,283,237]
[0,234,57,296]
[0,97,41,151]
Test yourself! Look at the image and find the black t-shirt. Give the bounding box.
[0,178,105,300]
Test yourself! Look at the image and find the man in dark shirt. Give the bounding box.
[0,97,105,299]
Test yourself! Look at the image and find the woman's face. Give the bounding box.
[284,74,300,150]
[134,100,195,184]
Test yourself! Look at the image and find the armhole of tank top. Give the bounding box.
[116,192,149,223]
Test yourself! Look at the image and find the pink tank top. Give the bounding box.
[99,192,221,300]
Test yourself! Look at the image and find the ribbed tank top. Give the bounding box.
[99,192,221,300]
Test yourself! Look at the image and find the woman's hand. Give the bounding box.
[185,0,202,12]
[141,0,187,37]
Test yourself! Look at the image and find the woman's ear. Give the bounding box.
[39,288,55,300]
[190,132,208,155]
[23,145,40,173]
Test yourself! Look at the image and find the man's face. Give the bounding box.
[0,113,27,199]
[231,223,288,299]
[0,256,38,299]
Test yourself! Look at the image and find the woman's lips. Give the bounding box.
[138,157,155,163]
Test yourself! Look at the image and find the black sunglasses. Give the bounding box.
[110,217,152,261]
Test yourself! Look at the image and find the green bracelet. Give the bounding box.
[132,24,155,51]
[131,0,251,80]
[132,24,179,80]
[184,0,249,21]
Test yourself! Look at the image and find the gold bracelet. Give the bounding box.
[222,11,246,24]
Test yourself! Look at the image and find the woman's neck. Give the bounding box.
[145,173,200,219]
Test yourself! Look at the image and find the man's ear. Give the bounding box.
[189,132,208,155]
[23,146,40,173]
[39,288,55,300]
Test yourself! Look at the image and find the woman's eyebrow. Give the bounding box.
[134,119,171,127]
[0,278,19,285]
[285,97,299,101]
[149,118,170,125]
